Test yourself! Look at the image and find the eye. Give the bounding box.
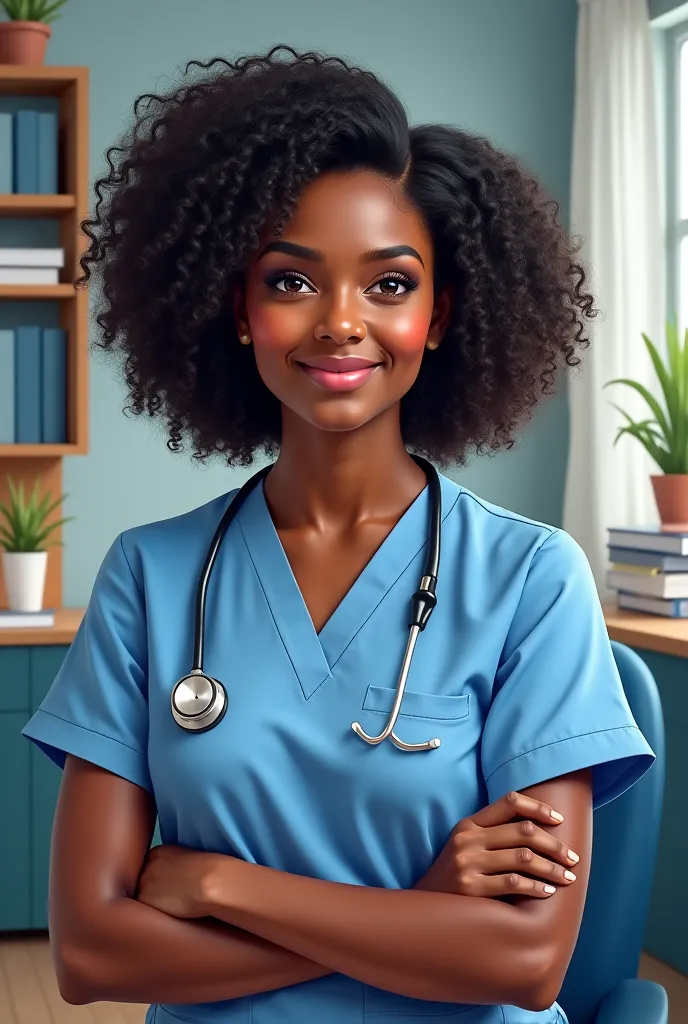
[264,272,317,295]
[366,272,419,298]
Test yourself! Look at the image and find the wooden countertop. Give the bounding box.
[0,605,686,659]
[0,607,85,646]
[603,604,688,660]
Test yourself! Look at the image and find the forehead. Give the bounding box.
[267,170,431,259]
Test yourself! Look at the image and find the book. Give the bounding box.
[607,527,688,556]
[37,112,58,194]
[608,545,688,572]
[610,563,661,576]
[0,113,12,192]
[41,328,67,443]
[13,110,38,193]
[617,592,688,618]
[607,569,688,599]
[0,330,14,444]
[14,326,41,443]
[0,608,55,629]
[0,267,60,285]
[0,248,64,268]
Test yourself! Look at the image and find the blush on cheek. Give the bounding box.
[249,310,296,352]
[385,312,431,360]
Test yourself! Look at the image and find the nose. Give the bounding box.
[314,288,367,346]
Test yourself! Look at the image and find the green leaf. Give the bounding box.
[604,377,672,445]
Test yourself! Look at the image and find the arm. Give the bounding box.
[199,769,593,1009]
[52,755,333,1005]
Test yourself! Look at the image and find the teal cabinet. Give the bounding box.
[0,642,159,932]
[0,710,31,929]
[0,644,68,932]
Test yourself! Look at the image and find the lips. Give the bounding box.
[297,355,382,393]
[299,355,380,372]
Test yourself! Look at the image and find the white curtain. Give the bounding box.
[563,0,666,599]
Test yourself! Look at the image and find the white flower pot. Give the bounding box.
[2,550,48,612]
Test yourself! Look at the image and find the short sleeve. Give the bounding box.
[481,529,655,810]
[21,532,152,793]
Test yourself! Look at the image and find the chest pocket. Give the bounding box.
[362,685,470,720]
[360,685,470,750]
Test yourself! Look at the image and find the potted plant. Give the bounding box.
[0,475,73,612]
[604,316,688,526]
[0,0,71,65]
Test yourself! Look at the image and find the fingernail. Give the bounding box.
[550,810,564,822]
[568,850,579,864]
[544,884,557,894]
[564,870,576,881]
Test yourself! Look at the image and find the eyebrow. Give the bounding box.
[257,240,425,269]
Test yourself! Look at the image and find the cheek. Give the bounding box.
[249,308,297,355]
[381,310,431,363]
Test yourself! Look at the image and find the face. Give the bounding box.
[235,169,451,437]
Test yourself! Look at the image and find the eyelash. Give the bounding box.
[263,269,420,297]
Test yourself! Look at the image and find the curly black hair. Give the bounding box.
[76,44,597,469]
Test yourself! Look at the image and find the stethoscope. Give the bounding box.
[170,454,443,752]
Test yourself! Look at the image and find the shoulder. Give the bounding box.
[113,487,239,582]
[442,474,586,571]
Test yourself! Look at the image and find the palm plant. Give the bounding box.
[0,0,71,22]
[604,317,688,475]
[0,476,74,553]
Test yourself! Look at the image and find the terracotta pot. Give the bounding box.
[0,21,51,65]
[650,474,688,528]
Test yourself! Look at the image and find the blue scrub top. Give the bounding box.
[22,473,655,1024]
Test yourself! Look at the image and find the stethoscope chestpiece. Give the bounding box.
[171,669,227,732]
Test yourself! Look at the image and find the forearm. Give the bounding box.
[60,897,332,1005]
[204,860,547,1007]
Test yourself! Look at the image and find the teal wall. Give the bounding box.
[1,0,578,606]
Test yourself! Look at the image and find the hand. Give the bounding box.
[135,844,221,919]
[413,790,580,900]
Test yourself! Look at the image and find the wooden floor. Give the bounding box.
[0,933,686,1022]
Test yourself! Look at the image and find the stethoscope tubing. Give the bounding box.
[171,455,442,751]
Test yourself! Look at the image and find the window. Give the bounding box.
[667,23,688,328]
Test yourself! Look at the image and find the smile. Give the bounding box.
[297,356,382,393]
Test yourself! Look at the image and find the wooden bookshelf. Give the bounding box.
[0,65,89,615]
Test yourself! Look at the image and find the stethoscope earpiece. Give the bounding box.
[170,456,442,751]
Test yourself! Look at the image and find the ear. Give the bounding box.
[426,287,453,351]
[232,281,249,337]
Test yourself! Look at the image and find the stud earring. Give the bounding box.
[240,332,252,346]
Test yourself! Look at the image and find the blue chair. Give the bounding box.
[558,640,668,1024]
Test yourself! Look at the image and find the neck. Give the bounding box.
[264,406,427,531]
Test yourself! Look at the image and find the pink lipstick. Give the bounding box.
[297,355,382,392]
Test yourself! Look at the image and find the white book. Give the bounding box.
[0,267,60,285]
[607,569,688,599]
[0,609,55,628]
[0,247,64,268]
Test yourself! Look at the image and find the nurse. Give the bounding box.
[22,45,655,1024]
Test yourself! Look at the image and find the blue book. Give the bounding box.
[37,112,58,194]
[608,545,688,573]
[0,330,14,443]
[14,326,42,443]
[41,327,67,443]
[13,110,38,194]
[607,526,688,556]
[617,591,688,618]
[0,114,12,193]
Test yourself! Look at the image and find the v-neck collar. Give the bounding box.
[236,473,461,700]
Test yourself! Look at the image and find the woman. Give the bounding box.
[22,46,654,1024]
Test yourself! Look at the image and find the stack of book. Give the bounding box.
[0,324,68,444]
[607,526,688,618]
[0,245,64,286]
[0,109,59,193]
[0,608,55,629]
